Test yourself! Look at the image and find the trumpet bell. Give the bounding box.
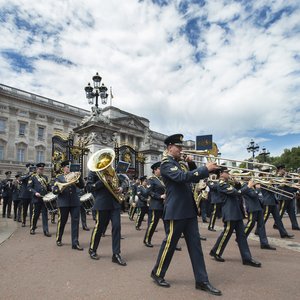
[87,148,115,172]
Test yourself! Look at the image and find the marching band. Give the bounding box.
[1,132,300,297]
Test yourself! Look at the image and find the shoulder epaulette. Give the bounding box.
[219,180,226,186]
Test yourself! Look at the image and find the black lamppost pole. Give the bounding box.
[84,72,109,109]
[247,139,259,159]
[259,147,270,163]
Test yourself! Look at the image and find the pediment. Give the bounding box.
[114,116,146,131]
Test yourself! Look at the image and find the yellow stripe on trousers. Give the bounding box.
[156,220,173,277]
[216,221,231,255]
[30,204,35,230]
[279,200,285,216]
[264,206,269,221]
[145,211,155,243]
[244,212,253,235]
[56,208,61,241]
[90,211,99,250]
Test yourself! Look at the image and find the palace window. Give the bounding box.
[0,119,5,132]
[17,148,25,162]
[37,126,45,140]
[0,145,4,160]
[19,123,26,136]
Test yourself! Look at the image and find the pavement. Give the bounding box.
[0,205,300,300]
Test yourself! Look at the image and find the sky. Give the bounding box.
[0,0,299,161]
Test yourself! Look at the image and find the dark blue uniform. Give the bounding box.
[28,174,50,234]
[152,155,210,283]
[53,174,84,246]
[240,183,270,247]
[135,184,150,230]
[19,174,33,226]
[12,179,22,221]
[87,170,122,256]
[208,181,222,231]
[1,179,13,218]
[144,175,165,244]
[210,180,252,262]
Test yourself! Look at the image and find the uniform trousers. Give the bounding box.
[263,205,288,237]
[135,206,148,228]
[244,211,269,246]
[31,201,49,232]
[279,200,299,229]
[80,205,87,228]
[21,198,33,225]
[208,203,222,229]
[56,206,80,246]
[152,217,208,283]
[89,208,121,254]
[144,209,163,243]
[2,196,12,217]
[211,220,252,261]
[13,200,22,221]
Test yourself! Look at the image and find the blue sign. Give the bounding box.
[196,135,213,151]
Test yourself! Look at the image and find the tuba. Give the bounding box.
[87,148,124,203]
[54,172,81,192]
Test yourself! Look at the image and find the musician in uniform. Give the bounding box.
[151,134,221,296]
[144,162,165,247]
[210,167,261,267]
[12,174,22,222]
[20,164,35,227]
[135,176,149,231]
[207,177,222,231]
[1,171,13,218]
[86,158,127,265]
[240,180,276,250]
[28,163,51,237]
[128,176,139,221]
[259,165,294,238]
[52,160,84,250]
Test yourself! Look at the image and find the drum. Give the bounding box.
[80,193,94,212]
[43,192,58,213]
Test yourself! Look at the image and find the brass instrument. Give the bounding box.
[87,148,123,204]
[54,172,81,192]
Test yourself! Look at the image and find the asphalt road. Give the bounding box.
[0,210,299,300]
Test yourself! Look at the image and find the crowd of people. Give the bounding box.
[1,133,300,297]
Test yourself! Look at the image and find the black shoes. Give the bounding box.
[196,281,222,296]
[208,227,216,232]
[144,240,153,248]
[261,244,276,250]
[30,229,35,235]
[82,226,90,231]
[136,226,141,231]
[273,224,278,229]
[209,250,225,262]
[242,258,261,267]
[281,234,294,239]
[56,240,63,247]
[151,271,170,288]
[292,227,300,231]
[112,254,127,266]
[72,244,84,251]
[44,231,52,237]
[200,235,207,241]
[22,223,26,227]
[89,249,100,260]
[175,246,182,251]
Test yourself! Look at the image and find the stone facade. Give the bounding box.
[0,83,196,179]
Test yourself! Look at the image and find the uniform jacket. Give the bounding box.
[240,183,262,212]
[1,179,13,198]
[86,170,121,210]
[160,154,209,220]
[148,175,165,210]
[136,185,150,208]
[12,181,21,201]
[261,188,277,206]
[219,180,244,221]
[52,174,84,207]
[277,185,296,202]
[28,174,50,204]
[207,181,222,204]
[19,174,33,199]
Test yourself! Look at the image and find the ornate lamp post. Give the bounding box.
[84,72,109,110]
[247,139,259,159]
[259,147,270,163]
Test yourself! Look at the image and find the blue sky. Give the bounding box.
[0,0,299,160]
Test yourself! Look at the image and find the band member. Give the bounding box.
[210,167,261,267]
[194,180,208,223]
[128,176,139,221]
[151,134,221,296]
[1,171,13,218]
[52,160,84,250]
[207,176,222,231]
[144,162,165,247]
[240,180,276,250]
[12,174,22,222]
[259,166,294,238]
[28,163,51,237]
[86,159,126,266]
[275,165,300,230]
[135,176,149,230]
[20,164,35,227]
